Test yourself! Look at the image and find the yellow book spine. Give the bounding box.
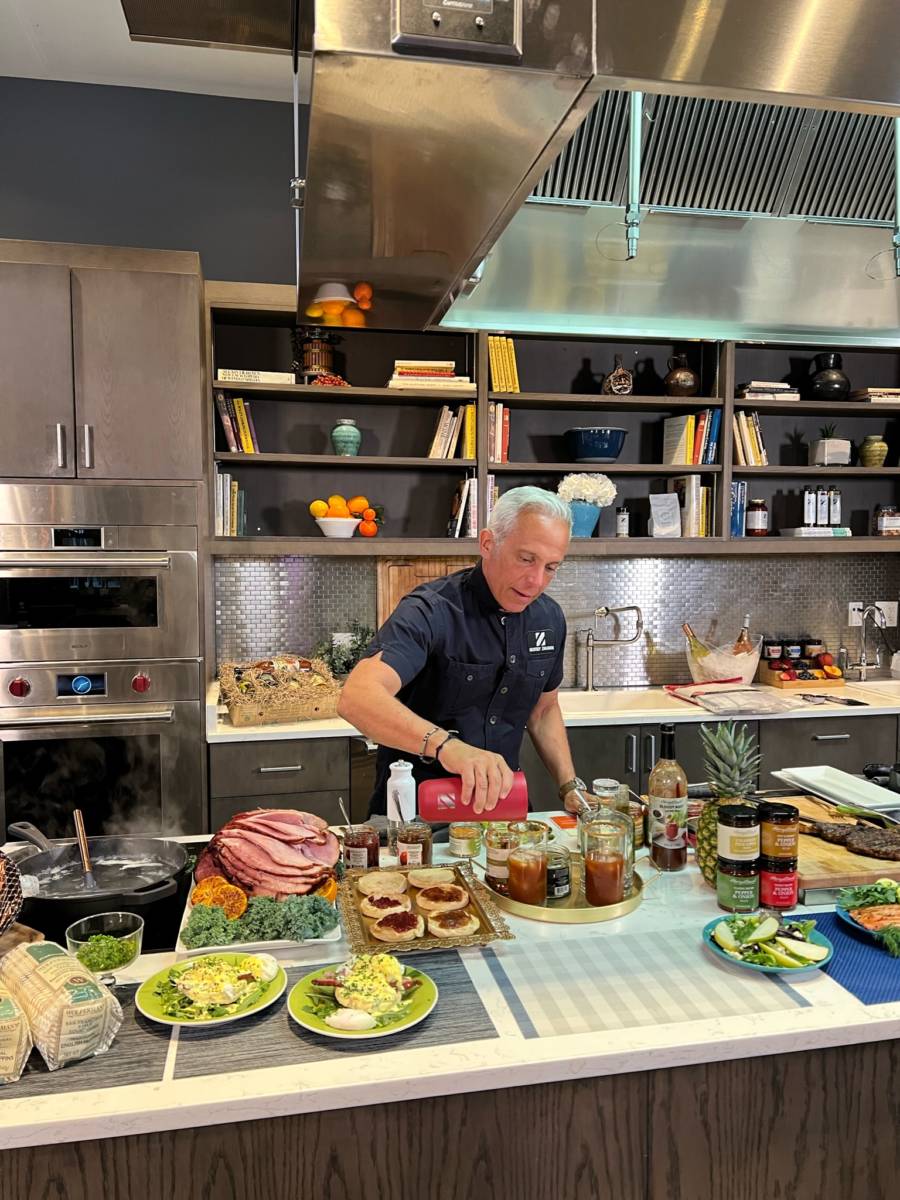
[684,415,695,464]
[499,338,514,394]
[745,411,762,465]
[487,336,503,392]
[229,480,239,536]
[232,398,255,453]
[464,404,477,459]
[506,338,520,393]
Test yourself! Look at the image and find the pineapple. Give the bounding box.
[695,721,762,887]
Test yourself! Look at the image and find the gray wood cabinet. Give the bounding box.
[758,715,899,788]
[639,721,760,790]
[72,269,202,480]
[0,263,75,478]
[520,724,641,809]
[208,737,350,828]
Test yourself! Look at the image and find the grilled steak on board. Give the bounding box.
[844,827,900,861]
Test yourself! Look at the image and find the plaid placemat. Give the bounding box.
[815,912,900,1005]
[483,929,808,1039]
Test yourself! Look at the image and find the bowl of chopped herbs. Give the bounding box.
[66,911,144,974]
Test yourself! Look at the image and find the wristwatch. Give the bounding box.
[558,777,588,802]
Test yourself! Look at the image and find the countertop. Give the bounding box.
[206,679,900,742]
[2,820,900,1151]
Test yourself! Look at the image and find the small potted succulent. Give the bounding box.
[809,423,851,466]
[557,472,618,537]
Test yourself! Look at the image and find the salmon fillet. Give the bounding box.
[848,904,900,931]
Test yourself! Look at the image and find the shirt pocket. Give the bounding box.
[442,659,497,715]
[524,657,553,705]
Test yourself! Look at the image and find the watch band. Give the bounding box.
[558,777,587,801]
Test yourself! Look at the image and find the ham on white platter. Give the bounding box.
[195,809,340,899]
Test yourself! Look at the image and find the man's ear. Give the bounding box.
[479,528,494,557]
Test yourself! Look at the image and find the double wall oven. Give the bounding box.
[0,484,204,839]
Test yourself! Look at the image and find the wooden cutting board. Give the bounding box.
[786,793,900,889]
[376,556,477,625]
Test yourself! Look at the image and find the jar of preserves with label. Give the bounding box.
[396,819,433,867]
[716,857,760,913]
[343,824,380,870]
[759,857,798,908]
[759,802,799,859]
[485,825,519,896]
[716,805,760,861]
[763,637,783,660]
[746,498,769,536]
[448,822,482,858]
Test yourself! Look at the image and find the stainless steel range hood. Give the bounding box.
[120,0,900,332]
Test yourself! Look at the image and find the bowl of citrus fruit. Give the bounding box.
[309,495,379,538]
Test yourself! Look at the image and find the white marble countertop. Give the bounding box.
[207,679,900,742]
[2,818,900,1150]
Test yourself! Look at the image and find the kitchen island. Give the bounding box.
[3,828,900,1200]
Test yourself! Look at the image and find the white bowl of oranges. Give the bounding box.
[309,495,379,538]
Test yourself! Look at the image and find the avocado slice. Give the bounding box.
[774,936,829,963]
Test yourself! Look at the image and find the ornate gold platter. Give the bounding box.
[479,855,658,924]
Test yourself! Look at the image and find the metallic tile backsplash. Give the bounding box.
[216,555,900,688]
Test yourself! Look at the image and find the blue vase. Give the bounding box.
[569,499,601,537]
[330,418,361,456]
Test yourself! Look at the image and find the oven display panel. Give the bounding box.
[57,673,107,698]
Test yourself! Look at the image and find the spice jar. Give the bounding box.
[759,857,798,909]
[716,857,760,913]
[759,802,799,859]
[448,822,482,858]
[716,804,760,862]
[746,498,769,536]
[342,824,380,870]
[396,819,433,867]
[545,847,572,901]
[485,825,519,896]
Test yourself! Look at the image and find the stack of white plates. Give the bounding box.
[771,765,900,815]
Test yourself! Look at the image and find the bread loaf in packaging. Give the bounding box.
[0,942,122,1070]
[0,984,31,1083]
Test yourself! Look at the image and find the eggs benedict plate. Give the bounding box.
[136,953,287,1026]
[288,953,438,1039]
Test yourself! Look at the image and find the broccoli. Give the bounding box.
[181,903,237,949]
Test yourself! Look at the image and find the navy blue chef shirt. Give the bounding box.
[362,562,566,815]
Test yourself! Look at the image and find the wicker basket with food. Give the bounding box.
[219,655,341,727]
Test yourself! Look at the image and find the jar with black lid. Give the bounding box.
[716,857,760,913]
[762,637,783,660]
[759,802,799,859]
[546,847,572,902]
[802,636,825,658]
[759,857,798,909]
[716,805,760,861]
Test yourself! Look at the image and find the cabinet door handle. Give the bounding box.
[643,733,656,772]
[55,424,67,469]
[82,424,94,469]
[257,764,304,773]
[625,733,637,773]
[812,733,850,742]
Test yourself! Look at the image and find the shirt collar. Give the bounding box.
[466,562,504,616]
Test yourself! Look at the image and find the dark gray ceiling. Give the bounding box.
[534,91,896,225]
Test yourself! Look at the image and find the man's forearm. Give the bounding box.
[338,684,446,760]
[527,701,577,787]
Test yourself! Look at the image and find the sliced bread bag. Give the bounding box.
[0,942,122,1070]
[0,985,32,1083]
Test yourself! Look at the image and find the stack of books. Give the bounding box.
[447,471,478,537]
[732,410,769,465]
[730,480,748,537]
[667,475,715,537]
[216,369,295,384]
[849,388,900,403]
[215,392,260,453]
[488,401,510,462]
[387,360,475,392]
[737,380,800,401]
[661,410,721,465]
[214,466,246,536]
[487,336,520,393]
[427,404,476,458]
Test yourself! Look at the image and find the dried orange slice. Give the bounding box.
[315,876,338,904]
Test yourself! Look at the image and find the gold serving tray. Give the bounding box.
[338,861,515,956]
[482,855,654,924]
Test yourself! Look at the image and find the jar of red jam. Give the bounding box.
[342,823,380,869]
[759,856,798,909]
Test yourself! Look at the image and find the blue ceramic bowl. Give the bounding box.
[565,427,627,463]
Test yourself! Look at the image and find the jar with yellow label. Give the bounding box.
[759,802,799,859]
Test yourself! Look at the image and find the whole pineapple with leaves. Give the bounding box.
[695,721,762,887]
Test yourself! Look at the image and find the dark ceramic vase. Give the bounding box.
[663,354,700,397]
[808,352,850,401]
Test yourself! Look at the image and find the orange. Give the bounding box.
[326,504,350,518]
[308,499,328,518]
[321,299,347,316]
[347,495,369,516]
[362,507,376,522]
[304,302,324,318]
[341,306,366,327]
[315,876,338,904]
[327,494,346,507]
[358,520,378,537]
[353,281,373,303]
[357,298,372,311]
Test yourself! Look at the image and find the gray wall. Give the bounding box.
[0,77,300,284]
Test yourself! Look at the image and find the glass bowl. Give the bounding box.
[65,911,144,974]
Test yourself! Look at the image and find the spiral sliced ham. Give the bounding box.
[199,808,340,899]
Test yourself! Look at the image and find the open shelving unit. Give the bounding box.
[202,281,900,556]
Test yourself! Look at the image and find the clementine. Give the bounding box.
[362,507,376,521]
[353,281,373,303]
[341,306,366,327]
[358,520,378,537]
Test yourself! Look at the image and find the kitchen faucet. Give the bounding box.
[580,606,644,692]
[841,604,886,682]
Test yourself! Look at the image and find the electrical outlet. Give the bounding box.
[848,602,863,627]
[876,602,898,627]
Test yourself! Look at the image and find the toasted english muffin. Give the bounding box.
[407,867,456,889]
[427,909,480,938]
[415,884,469,913]
[359,893,412,919]
[370,911,425,942]
[357,871,407,897]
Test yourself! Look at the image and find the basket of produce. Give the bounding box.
[219,655,341,727]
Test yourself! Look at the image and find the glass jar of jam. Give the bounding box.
[448,821,482,858]
[716,857,759,913]
[759,856,798,908]
[759,802,799,859]
[485,825,519,896]
[396,819,433,867]
[783,638,802,660]
[746,498,769,536]
[801,636,825,658]
[342,823,380,869]
[762,637,783,660]
[545,847,572,901]
[716,804,760,861]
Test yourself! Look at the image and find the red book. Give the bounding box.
[692,410,708,464]
[501,406,510,462]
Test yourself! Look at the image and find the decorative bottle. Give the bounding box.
[330,418,361,456]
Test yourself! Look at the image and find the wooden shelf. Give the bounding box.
[213,452,475,470]
[208,537,480,557]
[489,392,722,410]
[732,466,900,476]
[736,399,900,416]
[214,381,475,404]
[491,461,721,474]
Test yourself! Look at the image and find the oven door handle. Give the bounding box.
[0,553,171,569]
[0,708,175,728]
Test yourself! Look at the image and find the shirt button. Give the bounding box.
[466,674,473,681]
[500,686,508,694]
[500,616,506,626]
[489,715,497,725]
[509,654,516,664]
[540,670,545,677]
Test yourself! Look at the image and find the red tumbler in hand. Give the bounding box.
[417,771,529,823]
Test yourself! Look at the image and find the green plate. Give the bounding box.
[135,953,287,1027]
[287,963,438,1039]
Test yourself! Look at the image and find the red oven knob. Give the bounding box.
[8,677,31,699]
[131,673,151,694]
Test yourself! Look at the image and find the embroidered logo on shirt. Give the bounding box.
[528,629,556,653]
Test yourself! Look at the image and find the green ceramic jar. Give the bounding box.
[859,434,888,468]
[330,418,361,456]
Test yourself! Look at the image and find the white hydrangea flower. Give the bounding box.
[556,473,617,507]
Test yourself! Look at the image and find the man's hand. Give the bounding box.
[438,739,514,815]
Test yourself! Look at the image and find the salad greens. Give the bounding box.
[836,878,900,957]
[75,934,138,972]
[711,912,829,969]
[154,955,274,1021]
[181,893,338,949]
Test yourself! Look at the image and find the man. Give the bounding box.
[338,486,588,816]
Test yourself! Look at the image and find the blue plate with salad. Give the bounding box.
[835,878,900,956]
[702,912,834,974]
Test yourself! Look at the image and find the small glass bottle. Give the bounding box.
[828,486,842,527]
[746,498,768,536]
[485,825,519,896]
[615,505,630,538]
[648,724,689,871]
[816,485,830,527]
[802,485,817,527]
[546,846,572,901]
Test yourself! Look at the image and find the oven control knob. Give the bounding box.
[7,677,30,699]
[131,673,151,694]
